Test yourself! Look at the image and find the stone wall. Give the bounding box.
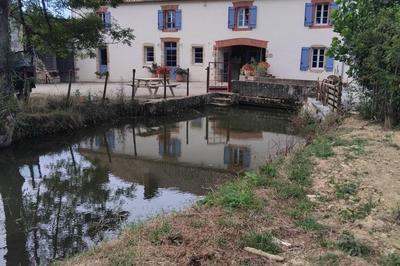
[231,79,317,102]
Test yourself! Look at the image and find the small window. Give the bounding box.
[165,10,176,30]
[314,3,329,25]
[237,7,250,28]
[144,46,154,63]
[192,47,203,64]
[311,48,325,69]
[99,13,106,24]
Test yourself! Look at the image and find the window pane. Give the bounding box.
[165,42,177,66]
[193,47,203,63]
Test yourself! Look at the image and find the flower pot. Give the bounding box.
[176,73,186,82]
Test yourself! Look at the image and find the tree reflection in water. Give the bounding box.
[0,147,136,265]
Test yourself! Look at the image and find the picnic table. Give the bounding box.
[128,77,179,97]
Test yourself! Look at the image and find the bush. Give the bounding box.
[337,232,371,257]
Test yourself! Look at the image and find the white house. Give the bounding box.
[75,0,345,83]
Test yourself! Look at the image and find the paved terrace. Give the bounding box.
[31,81,209,101]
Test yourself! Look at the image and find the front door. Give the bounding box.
[164,42,177,80]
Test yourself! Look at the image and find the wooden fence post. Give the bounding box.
[102,71,109,104]
[206,66,210,93]
[131,69,136,101]
[163,71,167,99]
[186,68,189,97]
[66,69,73,107]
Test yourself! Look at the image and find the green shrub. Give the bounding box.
[240,231,281,254]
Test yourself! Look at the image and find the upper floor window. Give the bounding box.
[237,8,250,28]
[315,3,329,25]
[97,9,111,29]
[158,7,182,31]
[304,1,337,27]
[228,2,257,30]
[165,10,176,29]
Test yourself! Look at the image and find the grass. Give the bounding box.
[296,217,326,232]
[148,221,172,245]
[340,197,375,222]
[335,182,358,199]
[203,180,260,210]
[383,252,400,266]
[315,253,341,265]
[240,231,282,255]
[337,231,371,257]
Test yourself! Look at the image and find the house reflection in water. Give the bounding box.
[224,145,251,169]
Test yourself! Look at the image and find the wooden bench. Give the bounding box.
[153,84,179,96]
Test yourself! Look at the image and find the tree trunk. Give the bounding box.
[384,90,394,130]
[0,0,12,95]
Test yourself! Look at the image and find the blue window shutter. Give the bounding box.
[228,7,235,29]
[300,47,310,71]
[329,2,338,25]
[224,146,230,165]
[105,12,111,29]
[175,9,182,30]
[158,10,164,30]
[325,57,334,72]
[249,6,257,28]
[304,3,313,26]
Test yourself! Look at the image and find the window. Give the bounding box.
[158,8,182,31]
[165,10,176,30]
[237,7,249,28]
[164,42,177,67]
[98,11,111,28]
[144,46,154,63]
[314,3,329,25]
[99,13,106,24]
[311,48,325,69]
[192,47,203,64]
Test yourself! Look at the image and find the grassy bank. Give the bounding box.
[59,114,400,265]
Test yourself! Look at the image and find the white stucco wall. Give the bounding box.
[76,0,346,82]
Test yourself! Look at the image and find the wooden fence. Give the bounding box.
[317,76,343,112]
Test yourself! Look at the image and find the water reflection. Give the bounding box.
[0,106,302,265]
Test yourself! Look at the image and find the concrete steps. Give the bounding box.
[208,93,235,107]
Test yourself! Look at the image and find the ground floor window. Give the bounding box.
[144,46,154,63]
[311,47,325,69]
[98,47,108,74]
[192,46,203,64]
[164,42,177,67]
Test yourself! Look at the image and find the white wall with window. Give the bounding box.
[75,0,346,83]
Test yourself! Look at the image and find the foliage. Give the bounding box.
[330,1,400,126]
[0,95,18,130]
[337,231,371,257]
[148,222,172,245]
[240,231,282,255]
[175,67,188,75]
[143,63,159,74]
[203,180,260,209]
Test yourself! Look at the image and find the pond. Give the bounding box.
[0,106,303,265]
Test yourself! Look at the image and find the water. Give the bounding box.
[0,106,302,265]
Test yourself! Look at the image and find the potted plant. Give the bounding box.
[241,64,255,79]
[143,63,159,78]
[256,61,271,78]
[156,65,170,78]
[175,67,187,82]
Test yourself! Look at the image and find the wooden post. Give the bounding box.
[186,68,189,97]
[66,69,73,107]
[102,71,109,104]
[131,69,136,101]
[206,66,210,93]
[163,71,167,99]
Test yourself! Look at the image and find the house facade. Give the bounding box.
[75,0,345,83]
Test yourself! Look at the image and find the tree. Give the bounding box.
[0,0,134,95]
[330,0,400,127]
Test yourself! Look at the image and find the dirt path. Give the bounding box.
[61,115,400,266]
